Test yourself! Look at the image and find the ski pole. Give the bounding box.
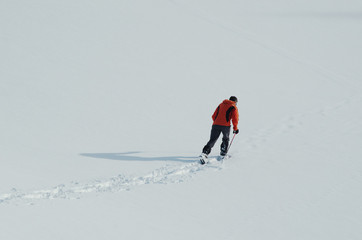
[227,133,236,153]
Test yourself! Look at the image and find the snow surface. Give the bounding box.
[1,0,362,239]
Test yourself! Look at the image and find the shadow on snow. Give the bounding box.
[80,152,195,163]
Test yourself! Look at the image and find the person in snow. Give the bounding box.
[201,96,239,158]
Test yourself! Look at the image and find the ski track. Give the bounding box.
[241,93,361,152]
[0,159,223,205]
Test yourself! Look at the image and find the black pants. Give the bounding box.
[202,125,231,156]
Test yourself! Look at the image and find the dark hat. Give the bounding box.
[229,96,238,103]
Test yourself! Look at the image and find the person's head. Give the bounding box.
[229,96,238,104]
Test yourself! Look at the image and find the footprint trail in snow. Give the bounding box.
[0,158,223,205]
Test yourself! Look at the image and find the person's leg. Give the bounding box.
[202,125,222,155]
[220,126,231,156]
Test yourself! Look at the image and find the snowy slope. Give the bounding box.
[1,0,362,239]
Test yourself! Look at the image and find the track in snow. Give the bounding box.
[0,158,223,205]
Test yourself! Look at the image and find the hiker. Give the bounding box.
[200,96,239,162]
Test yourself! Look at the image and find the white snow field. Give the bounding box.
[1,0,362,239]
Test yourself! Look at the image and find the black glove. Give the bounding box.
[233,129,239,134]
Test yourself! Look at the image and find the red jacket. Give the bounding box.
[212,100,239,131]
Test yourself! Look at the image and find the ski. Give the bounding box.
[218,154,231,161]
[199,153,208,165]
[199,154,231,164]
